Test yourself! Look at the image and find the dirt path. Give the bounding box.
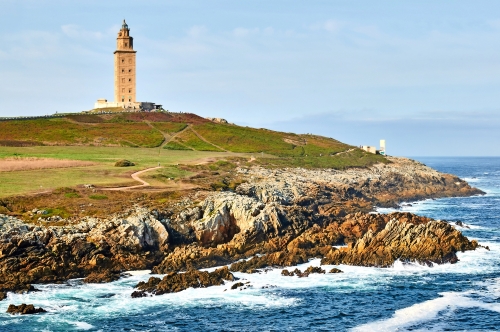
[145,121,195,153]
[146,121,229,153]
[332,148,355,156]
[188,125,229,152]
[102,166,162,191]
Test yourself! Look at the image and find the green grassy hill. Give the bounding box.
[0,112,386,169]
[0,111,389,199]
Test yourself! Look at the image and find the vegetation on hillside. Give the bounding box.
[0,118,164,147]
[192,122,349,157]
[173,129,223,152]
[151,122,188,134]
[0,112,389,198]
[257,149,387,169]
[164,141,191,150]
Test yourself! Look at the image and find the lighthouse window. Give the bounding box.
[128,78,131,82]
[128,69,131,73]
[125,43,128,47]
[122,69,124,73]
[122,59,124,63]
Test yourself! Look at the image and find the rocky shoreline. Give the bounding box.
[0,157,484,302]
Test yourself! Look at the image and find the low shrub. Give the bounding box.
[114,159,135,167]
[89,194,108,200]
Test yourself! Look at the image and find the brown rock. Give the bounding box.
[281,269,292,276]
[304,266,325,275]
[7,304,46,315]
[131,290,148,298]
[231,282,245,290]
[280,266,325,277]
[322,214,478,267]
[133,266,235,296]
[329,268,343,273]
[0,208,168,292]
[83,271,121,283]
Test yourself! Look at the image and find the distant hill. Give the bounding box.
[0,112,386,168]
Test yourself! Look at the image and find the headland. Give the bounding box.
[0,115,484,303]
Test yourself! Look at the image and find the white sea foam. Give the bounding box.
[72,321,95,330]
[0,245,498,330]
[125,269,151,276]
[351,285,500,332]
[463,177,480,182]
[1,191,498,330]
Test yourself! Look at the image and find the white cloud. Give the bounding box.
[263,27,274,35]
[352,25,383,39]
[61,24,106,40]
[232,27,260,37]
[187,25,208,38]
[323,19,342,33]
[487,19,500,29]
[310,19,343,33]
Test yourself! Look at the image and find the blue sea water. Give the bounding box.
[1,157,499,331]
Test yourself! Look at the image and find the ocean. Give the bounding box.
[1,157,499,331]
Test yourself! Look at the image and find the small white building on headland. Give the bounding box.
[362,139,386,155]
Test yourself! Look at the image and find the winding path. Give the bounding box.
[102,166,162,191]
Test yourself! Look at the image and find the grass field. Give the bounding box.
[0,112,388,198]
[0,146,250,197]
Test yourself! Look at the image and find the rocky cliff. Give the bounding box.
[0,157,483,299]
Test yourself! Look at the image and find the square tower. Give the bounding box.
[114,20,136,104]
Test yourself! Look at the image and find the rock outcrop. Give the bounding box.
[132,266,235,297]
[6,304,46,315]
[322,214,478,267]
[0,157,483,299]
[281,266,326,277]
[0,208,169,296]
[193,192,283,246]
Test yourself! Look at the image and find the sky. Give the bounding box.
[1,0,500,156]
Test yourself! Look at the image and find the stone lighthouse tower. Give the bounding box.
[93,20,161,111]
[114,20,136,104]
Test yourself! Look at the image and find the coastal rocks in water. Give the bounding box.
[322,214,478,267]
[329,268,343,273]
[281,266,325,277]
[0,208,169,296]
[83,271,121,283]
[455,220,470,229]
[0,282,38,301]
[152,243,235,273]
[231,282,245,290]
[229,249,323,274]
[133,266,235,297]
[7,304,46,315]
[0,156,483,297]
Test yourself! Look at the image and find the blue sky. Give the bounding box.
[1,0,499,156]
